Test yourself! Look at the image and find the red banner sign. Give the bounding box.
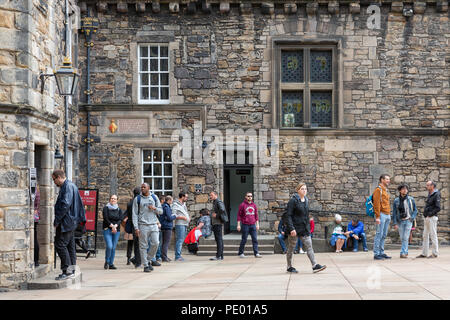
[79,189,98,232]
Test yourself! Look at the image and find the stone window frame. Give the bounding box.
[272,38,343,130]
[141,148,173,196]
[131,39,183,105]
[137,43,170,104]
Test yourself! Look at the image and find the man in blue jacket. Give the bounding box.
[52,169,86,280]
[346,218,368,252]
[393,184,418,258]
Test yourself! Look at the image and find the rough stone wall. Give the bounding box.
[76,2,449,247]
[0,0,80,288]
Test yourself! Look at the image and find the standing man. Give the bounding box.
[209,191,227,261]
[417,181,441,259]
[285,183,326,273]
[52,169,86,280]
[172,192,190,262]
[393,184,417,258]
[132,183,163,273]
[372,174,392,260]
[237,192,262,258]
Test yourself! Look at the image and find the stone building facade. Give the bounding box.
[0,0,81,288]
[76,0,449,247]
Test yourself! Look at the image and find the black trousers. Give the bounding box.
[34,222,39,264]
[212,224,224,258]
[55,226,76,274]
[127,233,141,265]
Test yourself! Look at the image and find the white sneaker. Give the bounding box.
[255,253,262,258]
[239,254,245,258]
[299,249,305,254]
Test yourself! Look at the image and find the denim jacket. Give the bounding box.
[392,196,417,225]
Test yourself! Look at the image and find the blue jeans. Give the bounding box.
[351,233,368,251]
[238,224,259,255]
[373,213,391,256]
[398,220,412,255]
[103,229,120,265]
[175,225,187,259]
[278,234,301,252]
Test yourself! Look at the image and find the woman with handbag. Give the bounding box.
[102,195,125,270]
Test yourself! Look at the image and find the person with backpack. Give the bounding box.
[284,183,326,274]
[372,174,392,260]
[173,192,190,262]
[160,195,176,262]
[132,183,163,273]
[392,184,417,258]
[209,191,228,261]
[237,192,262,258]
[102,194,125,270]
[417,181,441,259]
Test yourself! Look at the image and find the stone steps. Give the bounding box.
[24,270,82,290]
[197,236,275,256]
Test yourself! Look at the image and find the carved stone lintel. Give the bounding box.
[328,1,339,14]
[186,1,196,14]
[391,1,403,13]
[261,2,274,15]
[79,2,87,14]
[220,1,230,14]
[240,2,252,15]
[306,2,318,16]
[284,3,297,15]
[117,1,128,13]
[152,1,161,13]
[349,2,360,14]
[169,2,180,13]
[97,1,108,13]
[136,2,146,13]
[436,1,448,12]
[413,1,426,14]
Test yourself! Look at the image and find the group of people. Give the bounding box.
[51,167,442,280]
[371,174,441,260]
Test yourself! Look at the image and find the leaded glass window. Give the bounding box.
[278,45,336,128]
[142,149,173,197]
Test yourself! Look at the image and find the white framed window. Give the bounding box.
[142,149,173,196]
[138,44,170,104]
[67,149,73,181]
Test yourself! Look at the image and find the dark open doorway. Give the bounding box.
[223,151,254,234]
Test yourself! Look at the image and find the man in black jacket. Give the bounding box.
[209,191,227,261]
[417,181,441,259]
[285,183,326,274]
[52,169,86,280]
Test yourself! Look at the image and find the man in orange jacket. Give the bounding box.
[372,174,392,260]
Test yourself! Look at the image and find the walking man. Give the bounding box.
[52,169,86,280]
[417,181,441,259]
[373,174,392,260]
[132,183,162,272]
[393,184,417,258]
[209,191,227,261]
[173,192,190,261]
[237,192,262,258]
[285,183,326,273]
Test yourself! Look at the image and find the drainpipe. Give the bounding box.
[81,8,97,188]
[64,0,70,173]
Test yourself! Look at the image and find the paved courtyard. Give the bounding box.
[1,247,449,300]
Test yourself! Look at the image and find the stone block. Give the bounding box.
[0,170,19,188]
[12,151,27,167]
[324,139,376,152]
[0,231,27,251]
[262,191,275,201]
[196,194,208,203]
[413,2,426,14]
[421,137,444,148]
[0,188,28,206]
[321,190,332,201]
[418,148,436,160]
[5,207,29,230]
[0,9,14,28]
[186,176,205,185]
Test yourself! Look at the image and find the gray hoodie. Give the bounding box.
[172,199,190,226]
[132,193,163,230]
